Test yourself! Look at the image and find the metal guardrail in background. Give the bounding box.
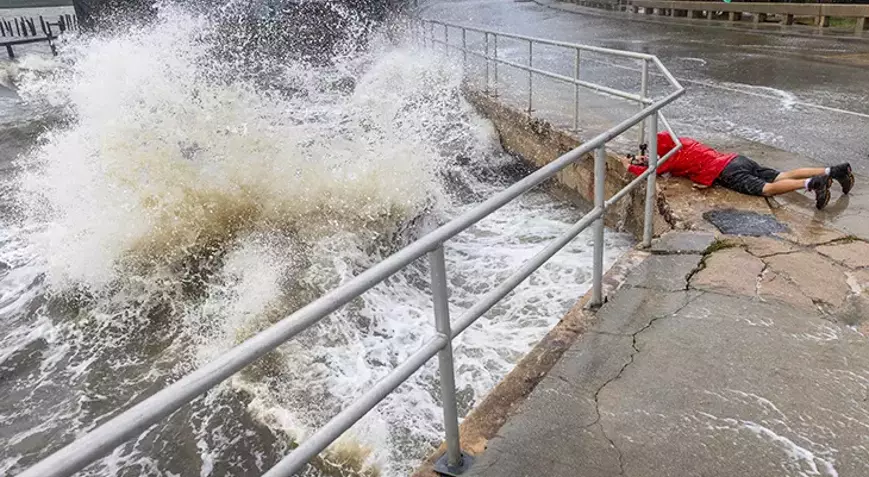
[17,20,685,477]
[1,13,77,58]
[419,18,681,146]
[0,13,77,38]
[629,0,869,34]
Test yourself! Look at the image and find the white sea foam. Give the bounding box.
[0,5,632,477]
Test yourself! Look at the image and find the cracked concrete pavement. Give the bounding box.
[466,231,869,477]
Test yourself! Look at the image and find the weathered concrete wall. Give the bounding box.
[463,88,671,240]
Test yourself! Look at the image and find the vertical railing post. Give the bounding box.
[429,22,435,49]
[429,245,467,474]
[642,113,659,247]
[444,24,449,55]
[638,58,649,145]
[527,40,533,114]
[493,34,499,96]
[592,147,606,306]
[421,20,427,48]
[462,28,467,68]
[484,33,490,93]
[573,48,581,132]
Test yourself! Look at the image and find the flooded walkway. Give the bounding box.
[467,229,869,477]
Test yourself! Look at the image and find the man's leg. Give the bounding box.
[762,175,832,209]
[717,156,831,209]
[773,168,827,181]
[761,179,811,196]
[775,164,854,194]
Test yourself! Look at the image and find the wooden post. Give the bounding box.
[818,15,830,27]
[857,17,867,33]
[783,13,794,25]
[6,44,13,59]
[754,13,767,24]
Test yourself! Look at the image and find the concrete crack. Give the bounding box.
[745,249,800,259]
[684,255,708,290]
[589,292,704,476]
[755,262,769,296]
[813,236,864,248]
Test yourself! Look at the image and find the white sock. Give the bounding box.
[825,167,831,175]
[805,178,812,190]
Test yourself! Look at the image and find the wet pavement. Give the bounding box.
[421,0,869,174]
[466,230,869,477]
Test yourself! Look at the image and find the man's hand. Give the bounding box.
[620,155,648,169]
[620,155,633,169]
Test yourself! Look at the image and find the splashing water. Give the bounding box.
[0,5,632,477]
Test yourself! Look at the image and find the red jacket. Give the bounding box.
[628,133,736,186]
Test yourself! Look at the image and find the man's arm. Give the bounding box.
[620,155,648,176]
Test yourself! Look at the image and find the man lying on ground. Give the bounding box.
[621,132,854,210]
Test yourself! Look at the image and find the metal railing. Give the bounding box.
[18,19,685,477]
[419,18,681,147]
[1,14,74,58]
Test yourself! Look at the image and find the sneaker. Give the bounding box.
[807,174,832,210]
[829,163,854,195]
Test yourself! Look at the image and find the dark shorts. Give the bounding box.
[715,155,781,196]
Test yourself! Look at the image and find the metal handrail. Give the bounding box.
[421,18,683,145]
[18,20,685,477]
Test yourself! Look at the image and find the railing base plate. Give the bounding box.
[433,452,475,476]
